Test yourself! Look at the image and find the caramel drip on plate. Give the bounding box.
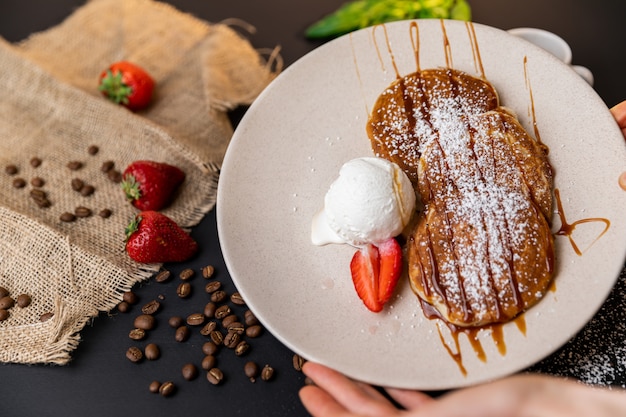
[554,189,610,255]
[465,21,485,79]
[440,20,453,69]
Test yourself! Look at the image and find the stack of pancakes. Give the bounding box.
[367,68,554,327]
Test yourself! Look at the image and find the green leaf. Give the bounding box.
[305,0,472,39]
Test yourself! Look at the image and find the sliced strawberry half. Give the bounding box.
[350,238,402,313]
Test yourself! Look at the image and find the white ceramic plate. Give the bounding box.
[217,19,626,390]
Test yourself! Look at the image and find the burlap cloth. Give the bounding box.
[0,0,279,364]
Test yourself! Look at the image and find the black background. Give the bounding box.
[1,1,626,416]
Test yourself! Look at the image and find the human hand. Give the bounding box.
[299,362,626,417]
[610,100,626,190]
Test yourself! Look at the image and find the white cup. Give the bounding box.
[507,27,593,86]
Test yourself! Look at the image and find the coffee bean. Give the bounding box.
[203,302,217,318]
[107,169,122,183]
[60,212,76,222]
[117,301,130,313]
[204,280,221,294]
[0,309,9,321]
[149,380,161,394]
[223,331,241,349]
[159,381,176,397]
[221,314,238,328]
[209,330,224,346]
[0,287,8,298]
[16,294,31,308]
[230,292,246,306]
[141,300,160,315]
[182,363,198,381]
[201,265,215,279]
[175,325,190,342]
[40,312,54,322]
[186,313,205,326]
[234,341,250,357]
[206,368,224,385]
[244,361,259,382]
[244,310,259,326]
[292,354,306,371]
[123,291,138,305]
[201,355,216,371]
[98,208,112,218]
[67,161,83,171]
[126,346,143,363]
[87,145,99,155]
[202,341,219,356]
[30,177,45,187]
[200,320,217,336]
[80,184,95,197]
[133,314,156,330]
[210,290,227,303]
[74,206,92,218]
[100,160,114,173]
[214,305,231,320]
[0,296,14,309]
[144,343,160,360]
[128,328,146,341]
[12,178,26,188]
[5,164,18,175]
[261,364,274,381]
[245,324,263,338]
[176,282,191,298]
[71,178,84,191]
[168,315,184,328]
[30,157,41,168]
[155,270,172,283]
[226,321,245,335]
[179,268,195,281]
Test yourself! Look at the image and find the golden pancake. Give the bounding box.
[368,68,554,327]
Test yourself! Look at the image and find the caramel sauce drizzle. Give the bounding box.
[553,189,610,255]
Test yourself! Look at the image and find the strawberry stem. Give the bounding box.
[99,70,132,105]
[121,174,142,201]
[125,215,142,242]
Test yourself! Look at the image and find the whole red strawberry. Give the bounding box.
[98,61,155,111]
[122,161,185,211]
[125,211,198,263]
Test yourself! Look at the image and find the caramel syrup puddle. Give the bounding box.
[359,20,611,377]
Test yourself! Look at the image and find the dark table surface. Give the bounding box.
[1,1,626,416]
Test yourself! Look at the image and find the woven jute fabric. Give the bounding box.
[0,0,278,364]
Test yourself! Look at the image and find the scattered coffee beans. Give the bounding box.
[292,354,306,372]
[186,313,205,326]
[155,270,172,283]
[128,328,146,341]
[202,341,219,356]
[87,145,99,155]
[210,290,227,303]
[149,380,161,394]
[30,157,41,168]
[16,294,31,308]
[182,363,198,381]
[230,292,246,306]
[12,178,26,188]
[133,314,156,331]
[244,361,259,382]
[201,265,215,279]
[175,325,190,342]
[98,208,112,218]
[0,287,8,298]
[0,309,9,321]
[204,281,221,294]
[0,296,15,310]
[168,316,184,329]
[30,177,44,187]
[40,312,54,322]
[159,381,176,397]
[74,206,92,218]
[117,301,130,313]
[176,282,191,298]
[126,346,143,363]
[5,164,18,175]
[261,364,274,381]
[179,268,195,281]
[141,300,161,315]
[206,368,224,385]
[66,161,83,171]
[201,355,216,371]
[60,212,76,223]
[144,343,160,360]
[123,291,138,305]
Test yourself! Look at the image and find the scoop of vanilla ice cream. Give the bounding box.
[311,157,416,247]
